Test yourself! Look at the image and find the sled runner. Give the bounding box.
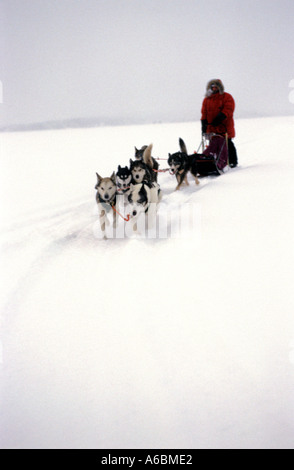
[194,133,229,176]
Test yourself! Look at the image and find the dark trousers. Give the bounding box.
[228,139,238,167]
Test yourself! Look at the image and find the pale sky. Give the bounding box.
[1,0,294,129]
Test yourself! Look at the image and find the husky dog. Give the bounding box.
[134,145,148,159]
[95,172,117,239]
[126,181,161,234]
[168,138,200,190]
[129,158,153,185]
[135,144,159,182]
[116,165,132,197]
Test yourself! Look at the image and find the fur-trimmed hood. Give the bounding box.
[205,79,225,97]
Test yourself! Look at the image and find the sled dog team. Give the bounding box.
[95,138,203,239]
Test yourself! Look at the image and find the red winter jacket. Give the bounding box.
[201,84,236,138]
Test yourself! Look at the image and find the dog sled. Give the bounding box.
[194,133,229,176]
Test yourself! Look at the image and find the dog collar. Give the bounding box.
[116,185,130,194]
[98,194,116,207]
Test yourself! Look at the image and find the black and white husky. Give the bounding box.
[130,143,156,184]
[135,144,159,182]
[168,138,200,190]
[116,165,132,196]
[95,172,117,239]
[127,182,160,217]
[129,158,153,185]
[126,181,162,234]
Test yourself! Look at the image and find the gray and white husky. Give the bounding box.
[95,172,117,239]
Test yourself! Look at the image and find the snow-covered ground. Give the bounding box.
[0,116,294,449]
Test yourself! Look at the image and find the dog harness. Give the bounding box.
[98,193,116,211]
[169,152,187,174]
[116,183,130,194]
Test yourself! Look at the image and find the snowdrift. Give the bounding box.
[1,116,294,449]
